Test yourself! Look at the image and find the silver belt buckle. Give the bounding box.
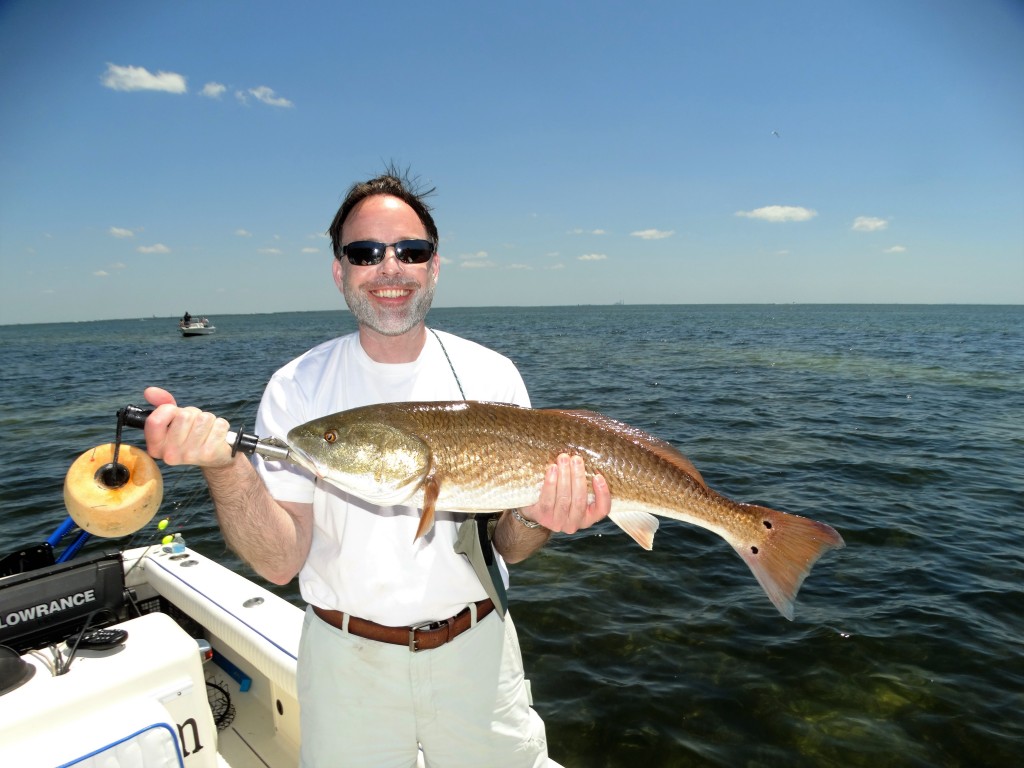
[409,621,439,652]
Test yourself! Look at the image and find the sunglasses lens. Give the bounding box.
[394,240,434,264]
[344,242,386,265]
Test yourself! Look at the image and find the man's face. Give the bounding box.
[333,195,439,338]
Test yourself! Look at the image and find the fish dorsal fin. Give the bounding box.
[608,510,660,550]
[560,410,707,488]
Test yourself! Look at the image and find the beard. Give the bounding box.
[342,275,436,337]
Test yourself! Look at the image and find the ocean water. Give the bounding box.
[1,304,1022,767]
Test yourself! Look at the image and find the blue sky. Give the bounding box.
[1,0,1021,324]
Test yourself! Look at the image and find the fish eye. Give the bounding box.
[324,430,338,444]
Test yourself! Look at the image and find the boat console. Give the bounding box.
[1,612,219,767]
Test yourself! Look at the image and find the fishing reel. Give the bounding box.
[63,406,163,539]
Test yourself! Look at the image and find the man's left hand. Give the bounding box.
[519,454,611,534]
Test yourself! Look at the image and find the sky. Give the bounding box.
[1,0,1022,324]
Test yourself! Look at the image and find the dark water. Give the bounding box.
[2,305,1022,767]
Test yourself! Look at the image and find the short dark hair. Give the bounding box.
[328,166,438,260]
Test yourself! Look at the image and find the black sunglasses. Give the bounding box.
[340,239,435,266]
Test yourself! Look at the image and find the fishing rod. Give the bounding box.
[5,403,270,577]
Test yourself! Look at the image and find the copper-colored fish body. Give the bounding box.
[286,401,845,619]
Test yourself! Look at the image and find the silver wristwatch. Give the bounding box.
[509,508,542,529]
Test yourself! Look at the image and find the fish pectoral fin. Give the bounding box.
[608,510,660,550]
[414,474,440,541]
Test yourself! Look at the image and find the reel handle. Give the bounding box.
[119,404,153,430]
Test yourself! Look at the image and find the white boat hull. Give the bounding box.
[0,546,301,767]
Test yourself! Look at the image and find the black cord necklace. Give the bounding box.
[429,328,466,399]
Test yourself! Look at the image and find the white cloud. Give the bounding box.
[631,229,675,240]
[301,247,320,254]
[507,263,532,270]
[884,245,907,254]
[569,228,607,235]
[235,229,252,237]
[545,263,565,271]
[245,86,293,108]
[852,216,888,232]
[109,227,134,239]
[259,248,284,256]
[101,63,186,94]
[201,82,227,99]
[137,244,171,254]
[735,206,817,222]
[460,251,495,269]
[94,270,109,277]
[578,253,608,262]
[108,262,126,270]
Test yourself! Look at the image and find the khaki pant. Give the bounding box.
[297,606,553,768]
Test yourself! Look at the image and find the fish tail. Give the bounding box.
[731,504,845,620]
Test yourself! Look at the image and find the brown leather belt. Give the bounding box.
[312,598,494,652]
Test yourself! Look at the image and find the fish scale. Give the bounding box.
[286,400,845,619]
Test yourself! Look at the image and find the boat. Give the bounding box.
[0,403,301,766]
[0,535,303,766]
[178,313,216,336]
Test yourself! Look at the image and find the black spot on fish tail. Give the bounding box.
[733,503,845,620]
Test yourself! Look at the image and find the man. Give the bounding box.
[143,170,611,767]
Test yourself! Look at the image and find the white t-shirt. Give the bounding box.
[253,328,530,626]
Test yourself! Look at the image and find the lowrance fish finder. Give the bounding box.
[0,551,126,653]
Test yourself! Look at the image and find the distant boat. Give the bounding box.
[178,313,215,336]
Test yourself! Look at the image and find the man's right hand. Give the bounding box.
[142,386,235,468]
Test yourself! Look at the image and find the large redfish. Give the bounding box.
[285,400,844,619]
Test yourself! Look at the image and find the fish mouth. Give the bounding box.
[285,445,327,479]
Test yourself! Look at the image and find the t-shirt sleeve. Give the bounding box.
[252,370,317,504]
